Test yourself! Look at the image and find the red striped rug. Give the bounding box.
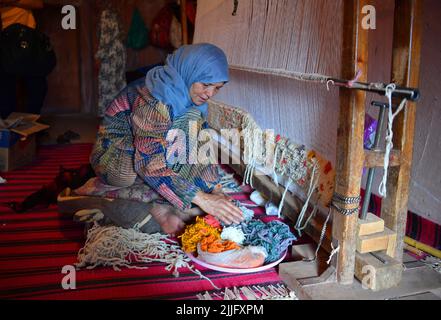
[362,189,441,250]
[0,144,286,300]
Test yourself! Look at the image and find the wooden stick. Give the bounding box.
[405,237,441,259]
[332,0,370,285]
[381,0,423,262]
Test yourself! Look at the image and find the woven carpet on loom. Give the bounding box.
[0,143,287,300]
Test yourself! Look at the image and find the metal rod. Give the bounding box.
[371,252,388,264]
[360,101,388,220]
[330,79,420,102]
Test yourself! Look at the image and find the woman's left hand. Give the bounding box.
[192,191,244,225]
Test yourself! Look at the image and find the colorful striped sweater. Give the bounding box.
[90,78,221,210]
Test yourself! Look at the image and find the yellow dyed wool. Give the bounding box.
[180,216,221,253]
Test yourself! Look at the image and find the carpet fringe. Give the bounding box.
[196,284,298,300]
[76,222,220,289]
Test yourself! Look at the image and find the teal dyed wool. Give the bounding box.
[241,220,296,263]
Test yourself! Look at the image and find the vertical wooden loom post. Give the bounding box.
[180,0,189,45]
[381,0,423,262]
[332,0,369,285]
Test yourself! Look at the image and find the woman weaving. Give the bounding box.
[89,43,244,236]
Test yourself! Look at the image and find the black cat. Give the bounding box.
[3,164,96,213]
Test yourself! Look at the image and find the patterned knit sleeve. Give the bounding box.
[132,101,202,210]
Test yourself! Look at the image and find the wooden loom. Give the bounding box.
[204,0,423,296]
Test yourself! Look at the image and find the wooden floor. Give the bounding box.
[279,244,441,300]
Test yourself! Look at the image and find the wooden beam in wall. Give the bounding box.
[79,1,97,114]
[332,0,370,285]
[180,0,188,45]
[381,0,423,262]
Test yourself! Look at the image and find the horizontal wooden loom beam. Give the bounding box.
[228,66,420,102]
[364,149,402,168]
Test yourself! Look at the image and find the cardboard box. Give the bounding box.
[0,113,50,172]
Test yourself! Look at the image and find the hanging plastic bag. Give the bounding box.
[150,3,175,49]
[169,15,182,49]
[127,8,149,50]
[197,243,268,269]
[364,113,378,150]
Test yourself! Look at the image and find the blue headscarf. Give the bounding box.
[145,43,229,119]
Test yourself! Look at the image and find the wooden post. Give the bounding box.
[180,0,189,45]
[381,0,423,262]
[79,1,96,114]
[332,0,369,285]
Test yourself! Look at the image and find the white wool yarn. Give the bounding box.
[221,227,246,245]
[265,202,279,216]
[250,190,267,207]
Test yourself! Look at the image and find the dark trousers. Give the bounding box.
[0,69,48,119]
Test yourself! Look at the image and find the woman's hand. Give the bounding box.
[192,191,244,225]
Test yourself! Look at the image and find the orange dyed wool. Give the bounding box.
[200,234,240,253]
[180,217,221,253]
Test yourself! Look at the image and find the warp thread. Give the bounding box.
[241,114,266,188]
[294,160,320,236]
[277,179,292,219]
[327,242,340,265]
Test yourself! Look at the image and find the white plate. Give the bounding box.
[187,251,287,274]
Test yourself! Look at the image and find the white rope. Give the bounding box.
[277,179,292,219]
[379,84,407,197]
[295,203,319,235]
[295,161,320,236]
[304,206,332,263]
[327,242,340,265]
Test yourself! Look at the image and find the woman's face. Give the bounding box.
[190,82,225,105]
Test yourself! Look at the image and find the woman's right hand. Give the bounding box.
[192,191,244,225]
